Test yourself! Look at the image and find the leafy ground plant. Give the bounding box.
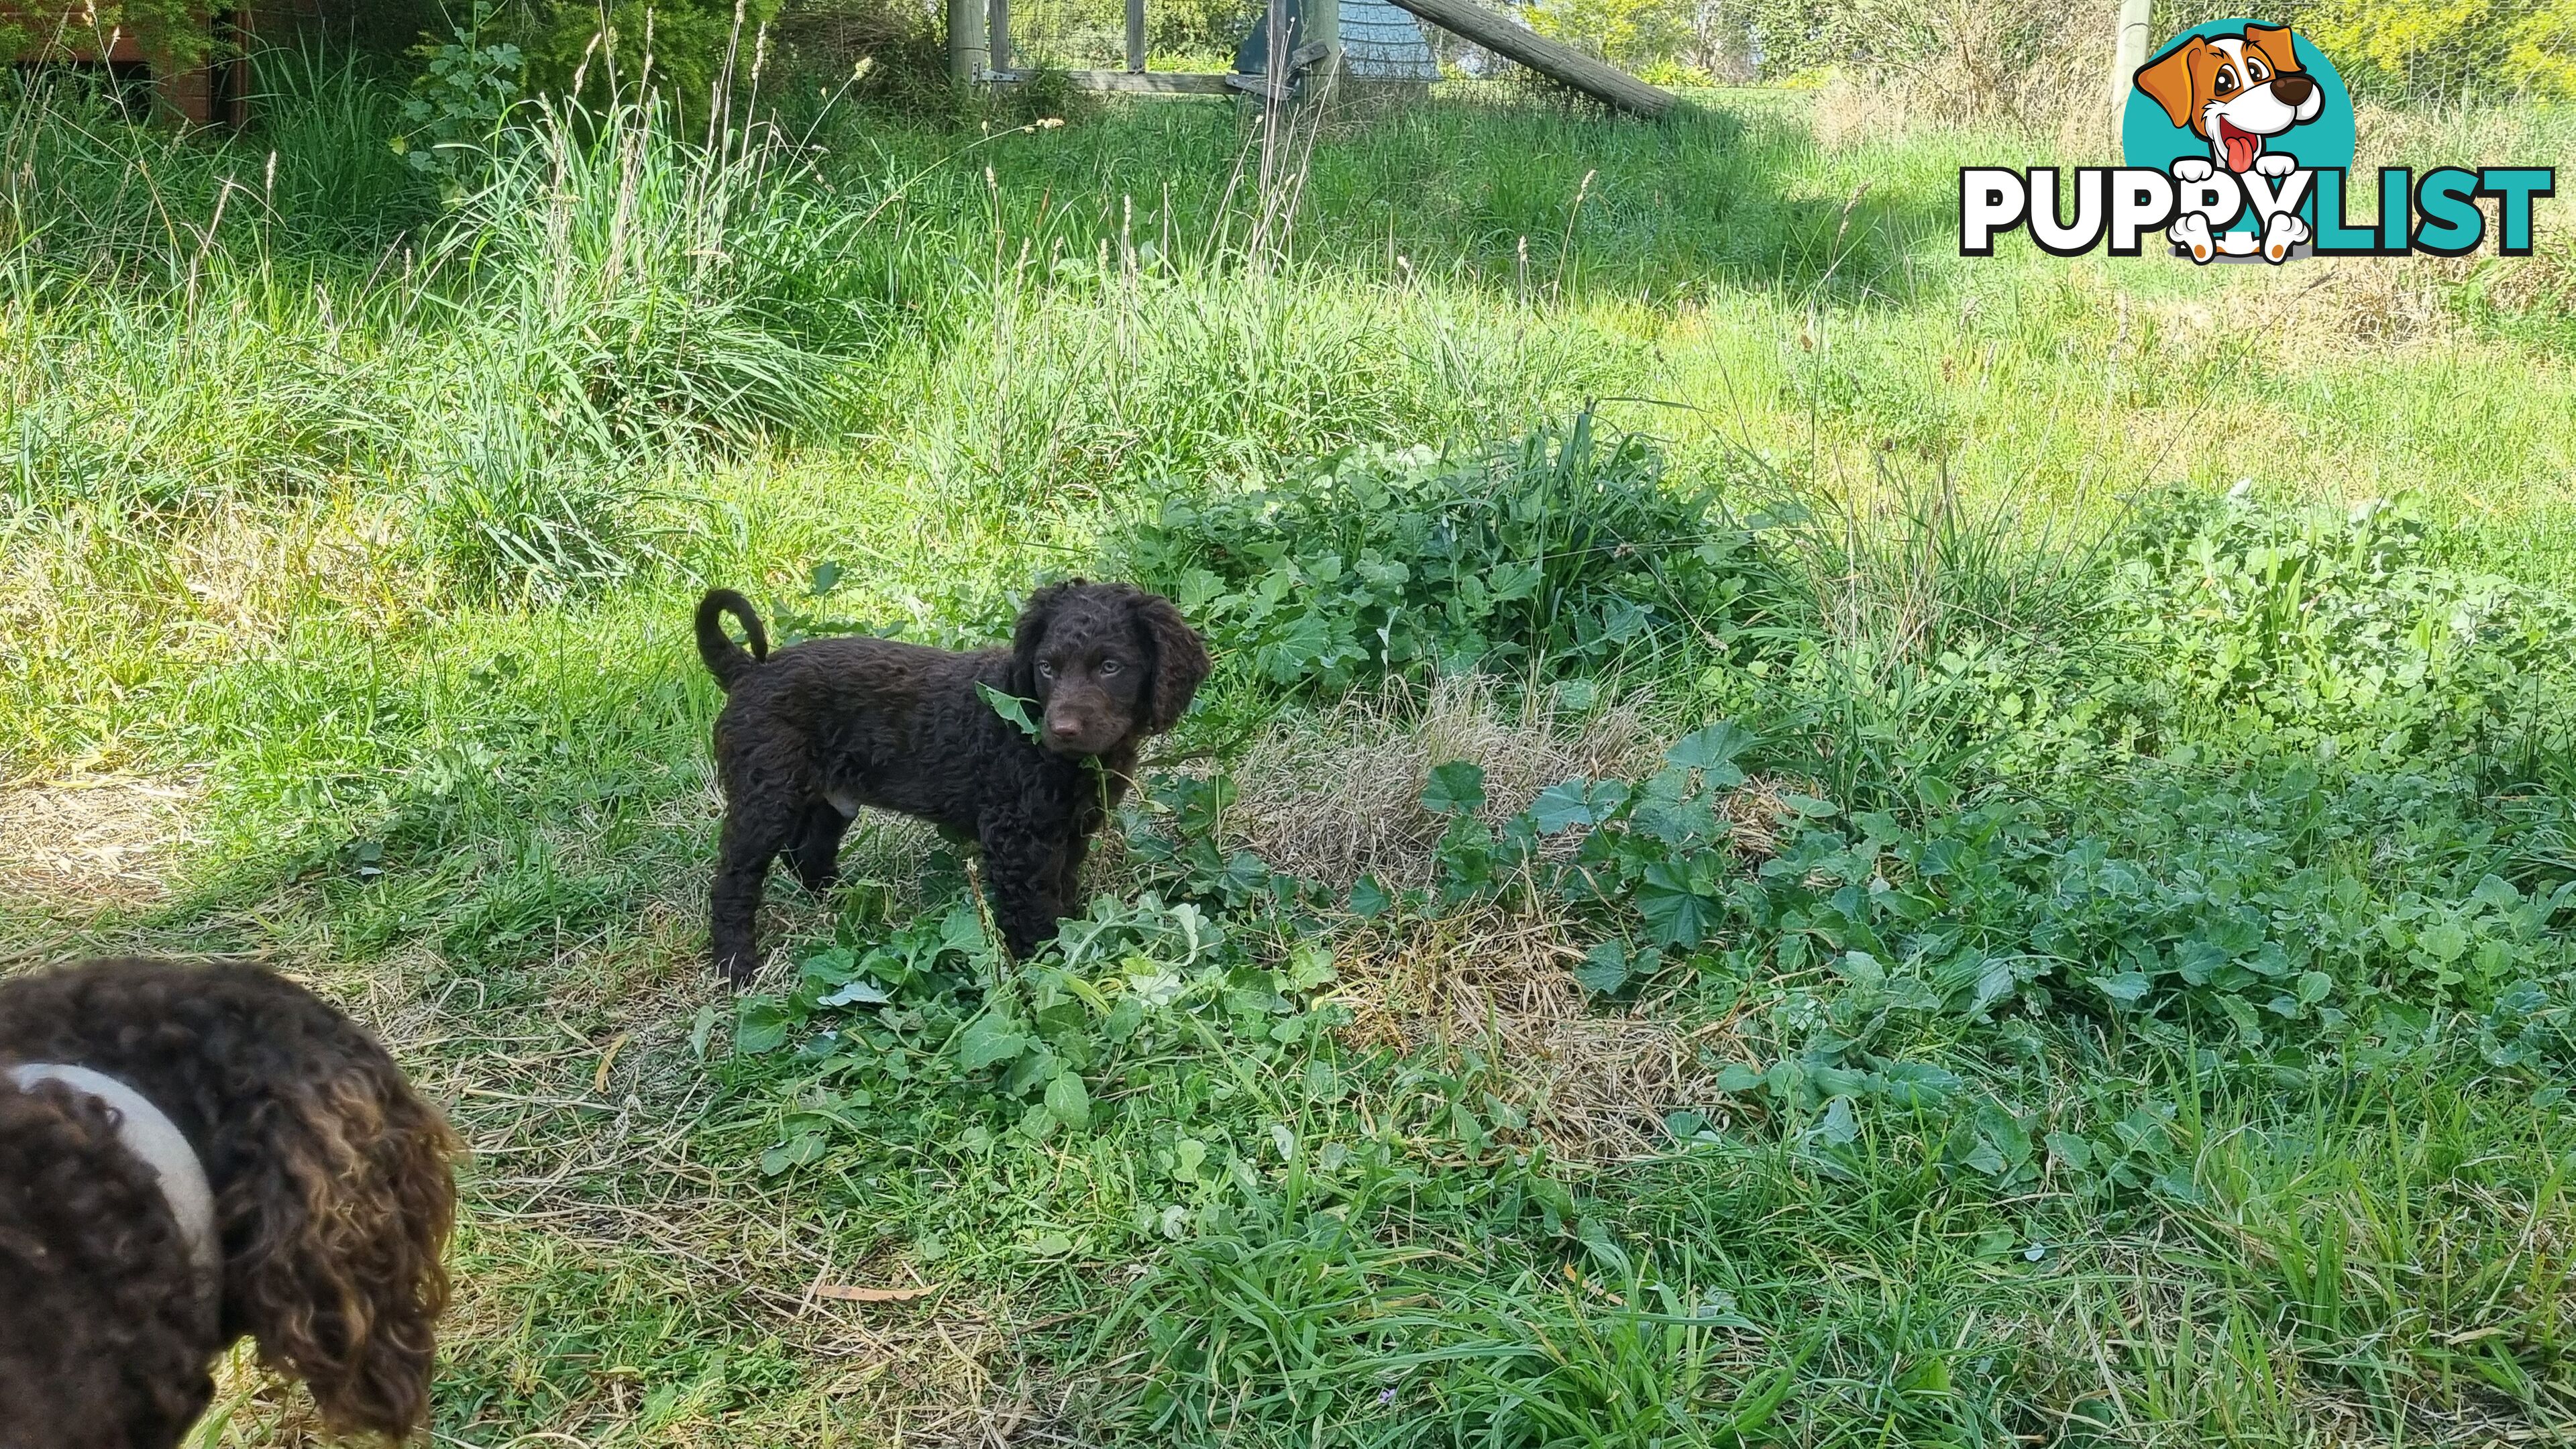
[1110,415,1794,694]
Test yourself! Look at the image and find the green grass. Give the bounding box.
[3,52,2574,1448]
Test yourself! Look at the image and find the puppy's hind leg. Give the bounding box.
[711,810,795,982]
[792,798,853,894]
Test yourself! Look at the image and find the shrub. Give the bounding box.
[394,0,525,199]
[0,1,218,76]
[520,0,786,119]
[1108,417,1792,694]
[2164,0,2576,103]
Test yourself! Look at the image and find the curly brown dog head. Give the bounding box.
[0,959,460,1447]
[1011,580,1212,756]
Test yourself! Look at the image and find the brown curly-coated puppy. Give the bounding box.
[696,579,1212,979]
[0,958,460,1448]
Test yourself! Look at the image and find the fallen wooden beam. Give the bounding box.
[1376,0,1672,116]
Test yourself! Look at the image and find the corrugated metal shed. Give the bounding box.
[1235,0,1437,81]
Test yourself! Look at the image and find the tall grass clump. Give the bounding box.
[3,46,910,591]
[408,89,891,596]
[0,63,413,524]
[432,93,879,449]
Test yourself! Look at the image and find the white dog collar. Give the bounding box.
[9,1063,220,1288]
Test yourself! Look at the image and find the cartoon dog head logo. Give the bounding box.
[1966,26,2550,268]
[2120,19,2357,262]
[2133,23,2322,175]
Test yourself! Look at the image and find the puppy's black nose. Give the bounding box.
[1049,717,1083,740]
[2271,73,2315,105]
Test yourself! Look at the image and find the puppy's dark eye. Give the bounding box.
[2214,67,2237,93]
[1038,662,1057,678]
[2245,58,2269,81]
[1099,659,1124,675]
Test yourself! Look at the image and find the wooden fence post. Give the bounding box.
[2110,0,2152,146]
[1305,0,1340,99]
[950,0,989,82]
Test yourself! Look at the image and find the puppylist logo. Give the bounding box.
[1961,19,2555,264]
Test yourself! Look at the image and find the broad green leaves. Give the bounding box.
[728,895,1340,1175]
[955,1012,1028,1071]
[977,682,1042,740]
[1104,422,1786,695]
[734,1000,794,1055]
[1348,875,1393,919]
[1421,761,1488,816]
[1042,1070,1091,1130]
[1636,861,1724,948]
[1575,942,1658,995]
[1531,778,1599,833]
[1665,721,1754,782]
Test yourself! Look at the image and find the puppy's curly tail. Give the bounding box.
[696,588,769,691]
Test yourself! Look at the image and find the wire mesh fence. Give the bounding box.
[2153,0,2575,106]
[998,0,1258,69]
[807,0,2570,113]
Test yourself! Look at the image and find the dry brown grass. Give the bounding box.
[2131,261,2455,354]
[2135,248,2569,360]
[1203,674,1668,894]
[307,929,1065,1447]
[1156,676,1805,1163]
[1331,902,1766,1163]
[0,771,202,916]
[1810,1,2125,155]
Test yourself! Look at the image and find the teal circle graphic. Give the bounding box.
[2121,19,2357,233]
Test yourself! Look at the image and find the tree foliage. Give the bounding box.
[1,0,221,76]
[519,0,787,115]
[2165,0,2576,102]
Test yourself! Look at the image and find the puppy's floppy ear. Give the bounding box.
[2134,38,2206,131]
[2243,23,2300,73]
[231,1055,461,1440]
[1130,591,1211,734]
[1012,581,1078,696]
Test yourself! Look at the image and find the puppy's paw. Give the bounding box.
[2169,213,2216,264]
[2253,152,2298,179]
[2261,212,2310,263]
[2172,158,2215,183]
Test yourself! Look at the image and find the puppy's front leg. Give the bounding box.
[977,822,1075,961]
[792,798,853,893]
